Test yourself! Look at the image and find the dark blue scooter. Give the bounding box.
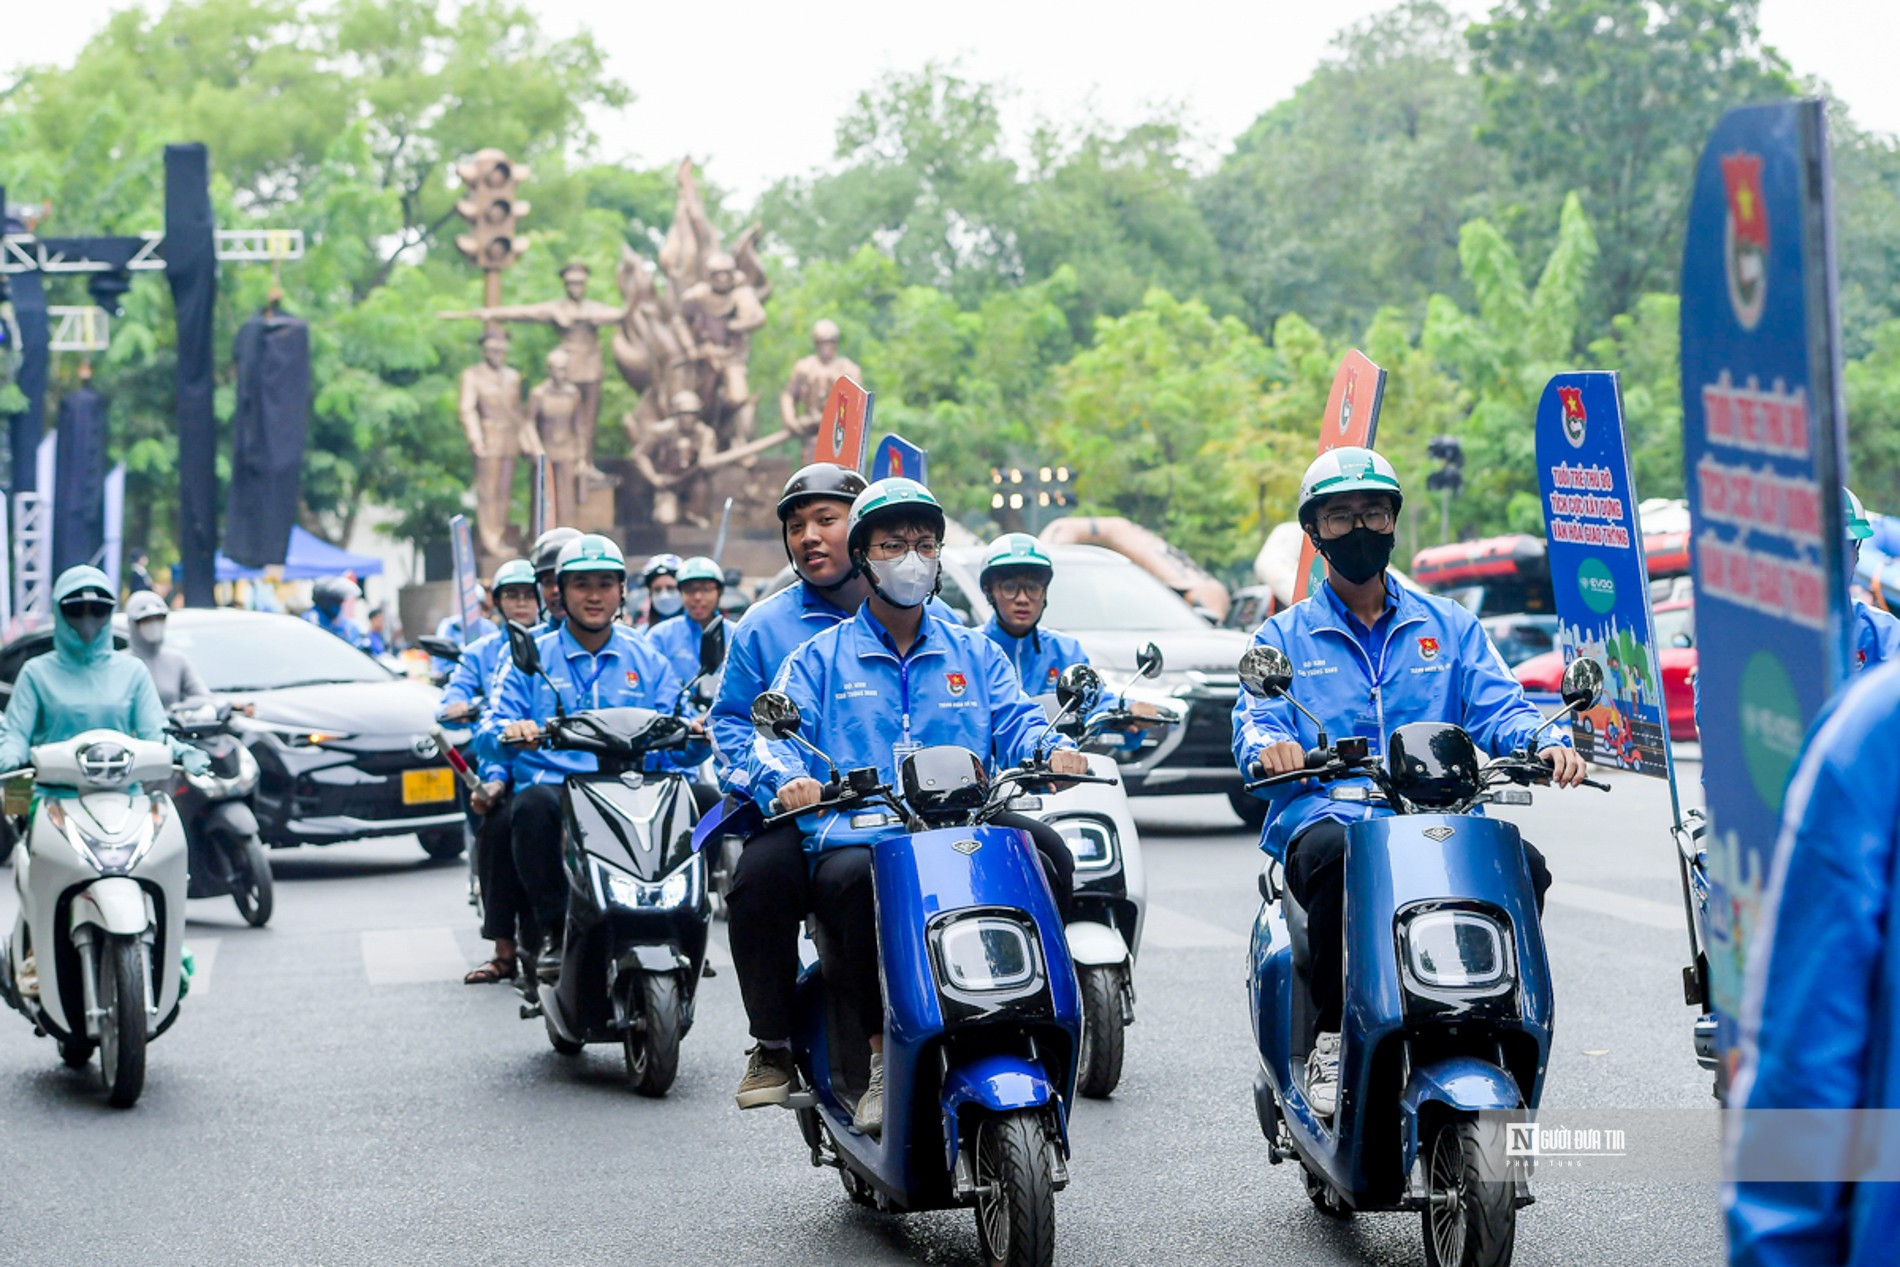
[735,669,1111,1267]
[1239,645,1608,1267]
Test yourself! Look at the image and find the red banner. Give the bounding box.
[1294,350,1388,601]
[814,376,874,472]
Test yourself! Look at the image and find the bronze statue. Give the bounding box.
[631,390,719,528]
[527,348,586,525]
[780,319,863,450]
[457,330,540,560]
[442,261,623,484]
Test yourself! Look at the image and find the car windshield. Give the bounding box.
[1654,605,1694,648]
[166,619,395,691]
[1042,560,1211,632]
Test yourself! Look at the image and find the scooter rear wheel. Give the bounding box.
[98,935,148,1109]
[1421,1117,1516,1267]
[1076,966,1126,1099]
[230,835,274,928]
[973,1110,1056,1267]
[623,972,682,1097]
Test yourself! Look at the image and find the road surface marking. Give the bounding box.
[1546,882,1685,931]
[187,937,220,997]
[361,927,468,985]
[1142,904,1247,950]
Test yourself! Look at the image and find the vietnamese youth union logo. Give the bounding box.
[946,672,968,696]
[1721,151,1769,330]
[1557,386,1587,449]
[1044,666,1060,688]
[830,401,848,455]
[625,670,640,688]
[1339,367,1359,435]
[1417,637,1440,661]
[890,449,905,477]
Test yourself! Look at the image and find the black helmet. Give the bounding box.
[530,527,583,578]
[312,576,360,609]
[777,463,868,523]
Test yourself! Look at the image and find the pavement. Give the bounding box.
[0,774,1725,1266]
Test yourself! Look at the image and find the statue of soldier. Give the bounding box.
[780,318,863,450]
[632,390,719,528]
[457,329,541,560]
[528,347,586,524]
[680,252,766,449]
[443,261,624,485]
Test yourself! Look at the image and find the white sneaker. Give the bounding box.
[1305,1031,1342,1119]
[17,951,38,1000]
[852,1053,885,1136]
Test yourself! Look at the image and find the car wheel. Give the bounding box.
[419,829,465,861]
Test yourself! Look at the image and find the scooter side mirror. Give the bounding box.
[1135,642,1164,681]
[1055,664,1103,716]
[416,635,463,663]
[699,619,728,677]
[505,620,541,678]
[751,691,803,740]
[1560,657,1604,711]
[1239,645,1294,699]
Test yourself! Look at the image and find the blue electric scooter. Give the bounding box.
[739,668,1110,1267]
[1238,645,1608,1267]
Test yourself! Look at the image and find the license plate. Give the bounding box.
[402,768,456,805]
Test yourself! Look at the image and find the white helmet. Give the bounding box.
[1297,446,1404,527]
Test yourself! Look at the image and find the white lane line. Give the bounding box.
[1142,904,1248,950]
[361,927,469,985]
[1546,881,1686,931]
[187,938,220,997]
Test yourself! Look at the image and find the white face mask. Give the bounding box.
[870,551,939,608]
[137,618,166,645]
[650,589,683,617]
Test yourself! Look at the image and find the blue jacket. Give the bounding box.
[1230,576,1562,860]
[305,606,369,650]
[648,612,739,688]
[438,629,513,783]
[745,605,1070,852]
[708,581,956,794]
[0,568,206,774]
[980,616,1091,696]
[1725,661,1900,1267]
[486,624,705,787]
[1853,599,1900,673]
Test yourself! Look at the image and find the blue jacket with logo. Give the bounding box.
[1725,661,1900,1267]
[305,607,369,650]
[1230,576,1563,860]
[980,616,1091,697]
[438,629,514,784]
[1853,599,1900,673]
[745,605,1071,852]
[648,612,739,688]
[486,624,705,787]
[709,581,956,794]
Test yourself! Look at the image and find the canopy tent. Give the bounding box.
[214,525,384,582]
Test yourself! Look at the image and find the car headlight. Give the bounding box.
[243,720,354,748]
[1052,816,1118,872]
[1402,908,1512,991]
[600,857,699,909]
[936,916,1037,992]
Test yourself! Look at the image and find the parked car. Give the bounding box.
[1480,613,1560,668]
[0,610,466,859]
[1513,599,1698,742]
[1223,584,1276,634]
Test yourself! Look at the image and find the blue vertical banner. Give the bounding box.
[1535,373,1678,798]
[448,514,482,645]
[871,433,927,485]
[1679,101,1849,1073]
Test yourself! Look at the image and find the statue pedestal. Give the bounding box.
[570,478,618,534]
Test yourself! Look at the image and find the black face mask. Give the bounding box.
[1315,527,1395,587]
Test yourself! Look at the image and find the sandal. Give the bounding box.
[464,956,518,984]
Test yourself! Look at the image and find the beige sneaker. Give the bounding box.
[735,1044,796,1109]
[852,1053,885,1136]
[17,951,38,999]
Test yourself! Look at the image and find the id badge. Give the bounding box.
[891,739,922,765]
[1350,707,1382,756]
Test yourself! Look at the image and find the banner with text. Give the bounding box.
[1295,350,1386,600]
[448,514,483,645]
[1679,100,1850,1073]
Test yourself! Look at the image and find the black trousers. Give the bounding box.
[475,797,527,943]
[1284,818,1552,1031]
[724,811,1076,1043]
[509,784,567,944]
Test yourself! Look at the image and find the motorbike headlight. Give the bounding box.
[1053,816,1118,872]
[49,796,163,875]
[936,916,1037,992]
[600,857,698,910]
[1402,908,1511,991]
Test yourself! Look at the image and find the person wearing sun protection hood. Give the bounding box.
[0,567,208,774]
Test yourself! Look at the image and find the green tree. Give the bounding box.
[1586,292,1683,503]
[1844,319,1900,509]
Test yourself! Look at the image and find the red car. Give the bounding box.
[1513,600,1699,741]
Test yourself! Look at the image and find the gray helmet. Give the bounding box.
[312,577,360,609]
[124,591,169,624]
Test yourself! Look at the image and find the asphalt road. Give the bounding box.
[0,770,1725,1267]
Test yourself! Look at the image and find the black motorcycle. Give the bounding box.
[170,703,274,927]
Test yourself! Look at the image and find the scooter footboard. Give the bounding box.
[940,1054,1066,1174]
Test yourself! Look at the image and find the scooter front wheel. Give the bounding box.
[623,972,682,1097]
[1076,966,1127,1099]
[1422,1116,1516,1267]
[973,1110,1056,1267]
[98,935,148,1109]
[230,835,274,928]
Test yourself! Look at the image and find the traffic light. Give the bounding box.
[454,149,530,272]
[1425,435,1464,493]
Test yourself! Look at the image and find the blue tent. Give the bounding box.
[215,525,385,581]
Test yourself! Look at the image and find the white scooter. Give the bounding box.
[1027,644,1181,1098]
[0,730,189,1108]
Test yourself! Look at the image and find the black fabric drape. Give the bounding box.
[224,311,310,567]
[51,386,108,574]
[6,269,49,494]
[165,144,218,607]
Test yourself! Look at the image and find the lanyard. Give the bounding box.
[565,646,616,710]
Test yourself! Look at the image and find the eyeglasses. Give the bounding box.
[61,600,114,620]
[866,539,940,561]
[993,578,1045,600]
[1317,507,1395,537]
